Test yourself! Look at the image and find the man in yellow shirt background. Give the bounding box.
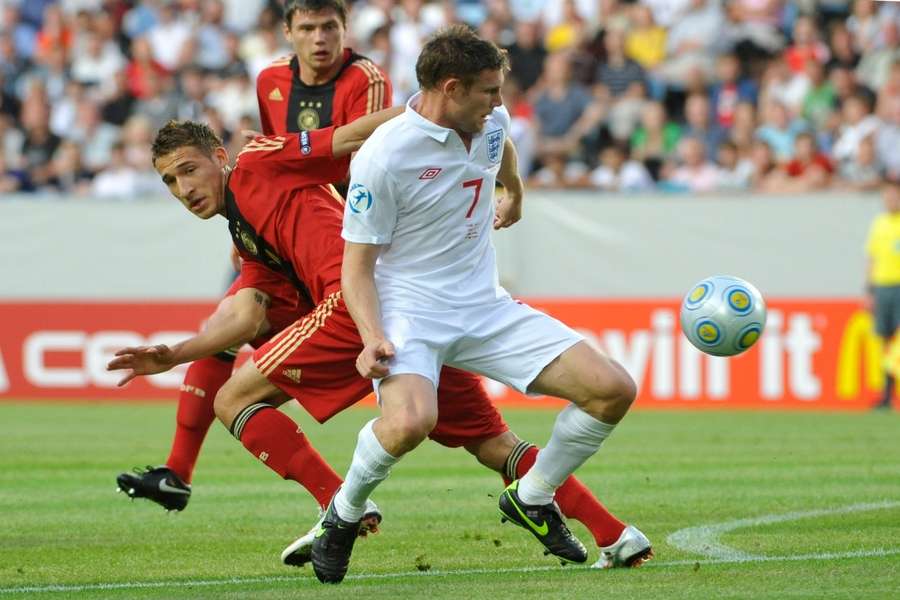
[865,177,900,410]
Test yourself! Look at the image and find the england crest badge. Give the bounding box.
[486,129,503,164]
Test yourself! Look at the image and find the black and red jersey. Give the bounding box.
[226,128,347,306]
[256,48,391,135]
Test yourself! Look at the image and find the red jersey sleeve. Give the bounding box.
[343,58,392,123]
[237,258,293,295]
[235,128,344,186]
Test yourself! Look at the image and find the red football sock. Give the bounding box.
[237,406,342,509]
[508,445,626,547]
[165,357,232,483]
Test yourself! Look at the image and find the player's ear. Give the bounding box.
[214,146,228,168]
[442,77,461,99]
[283,21,291,42]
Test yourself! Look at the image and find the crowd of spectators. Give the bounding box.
[0,0,897,197]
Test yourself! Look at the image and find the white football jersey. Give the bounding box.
[342,94,512,310]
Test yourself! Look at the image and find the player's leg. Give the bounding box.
[116,293,240,511]
[434,367,649,567]
[312,373,437,584]
[216,358,344,513]
[515,340,636,506]
[873,286,898,409]
[450,300,636,562]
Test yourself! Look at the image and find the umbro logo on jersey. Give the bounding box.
[282,368,302,383]
[419,167,442,180]
[269,87,284,101]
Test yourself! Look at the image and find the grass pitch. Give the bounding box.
[1,402,898,599]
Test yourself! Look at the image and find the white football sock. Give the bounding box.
[333,419,399,521]
[516,404,616,505]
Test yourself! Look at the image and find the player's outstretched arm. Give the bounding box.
[495,137,524,230]
[106,288,271,386]
[342,241,395,378]
[332,106,403,158]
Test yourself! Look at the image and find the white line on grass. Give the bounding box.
[2,547,900,595]
[666,500,900,560]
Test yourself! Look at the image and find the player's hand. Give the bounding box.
[494,187,523,229]
[106,344,177,386]
[356,339,395,379]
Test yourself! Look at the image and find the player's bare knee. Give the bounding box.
[213,379,240,427]
[577,363,636,424]
[386,411,435,454]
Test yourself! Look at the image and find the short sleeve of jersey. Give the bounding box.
[493,104,511,135]
[235,128,341,186]
[236,257,292,295]
[341,154,397,245]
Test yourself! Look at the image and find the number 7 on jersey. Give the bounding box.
[463,178,483,219]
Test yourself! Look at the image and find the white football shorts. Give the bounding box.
[376,296,584,394]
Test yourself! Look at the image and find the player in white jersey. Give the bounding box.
[310,26,643,584]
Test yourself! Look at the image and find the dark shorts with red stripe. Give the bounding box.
[252,290,509,448]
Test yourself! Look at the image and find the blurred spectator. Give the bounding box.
[715,140,754,190]
[66,98,120,174]
[502,77,537,177]
[801,59,836,132]
[126,36,168,100]
[504,19,546,92]
[34,4,73,64]
[17,96,60,188]
[847,0,880,54]
[630,100,682,180]
[147,1,193,72]
[759,56,809,116]
[134,71,178,131]
[587,143,654,192]
[832,93,879,168]
[876,81,900,180]
[659,0,725,86]
[839,135,882,191]
[175,66,208,122]
[709,53,758,130]
[666,135,718,192]
[596,27,645,99]
[856,19,900,92]
[755,99,806,162]
[389,0,447,103]
[532,51,594,159]
[784,14,830,74]
[748,138,779,190]
[682,93,726,160]
[101,70,137,126]
[47,140,92,195]
[606,81,647,143]
[826,22,860,71]
[727,0,786,61]
[624,4,666,72]
[782,131,834,191]
[0,145,28,192]
[71,29,125,87]
[1,5,37,61]
[528,151,588,188]
[192,0,231,73]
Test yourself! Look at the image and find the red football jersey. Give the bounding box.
[226,128,347,306]
[256,49,391,178]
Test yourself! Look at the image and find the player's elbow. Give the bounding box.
[232,306,267,344]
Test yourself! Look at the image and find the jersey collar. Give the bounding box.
[404,92,451,143]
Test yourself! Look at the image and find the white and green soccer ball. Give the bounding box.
[680,275,767,357]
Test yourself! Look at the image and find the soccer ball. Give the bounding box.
[680,275,767,357]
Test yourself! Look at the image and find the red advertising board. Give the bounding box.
[0,300,880,410]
